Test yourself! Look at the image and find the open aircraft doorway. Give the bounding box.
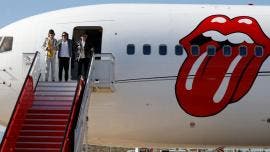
[71,26,103,80]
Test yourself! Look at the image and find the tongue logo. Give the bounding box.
[175,15,270,117]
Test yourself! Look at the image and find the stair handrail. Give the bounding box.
[0,51,41,151]
[61,77,85,151]
[29,52,42,90]
[73,54,96,152]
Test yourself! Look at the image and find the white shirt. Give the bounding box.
[80,41,86,59]
[59,41,70,57]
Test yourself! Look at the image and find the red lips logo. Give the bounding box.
[175,15,270,117]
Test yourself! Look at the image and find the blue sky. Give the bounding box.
[0,0,270,28]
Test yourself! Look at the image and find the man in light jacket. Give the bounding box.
[42,29,57,81]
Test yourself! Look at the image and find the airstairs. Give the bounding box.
[0,52,115,152]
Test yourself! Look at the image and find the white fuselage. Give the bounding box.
[0,4,270,148]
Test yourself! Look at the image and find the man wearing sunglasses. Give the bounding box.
[57,32,72,82]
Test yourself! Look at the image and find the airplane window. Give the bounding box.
[159,45,167,55]
[175,45,183,55]
[239,46,247,56]
[223,45,232,57]
[143,44,151,55]
[207,45,216,56]
[0,36,13,53]
[255,46,263,57]
[127,44,135,55]
[191,45,199,56]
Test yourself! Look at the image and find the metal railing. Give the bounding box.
[0,51,41,151]
[73,53,115,152]
[29,52,42,90]
[61,78,85,151]
[74,55,95,152]
[74,54,96,152]
[74,53,115,152]
[92,53,115,91]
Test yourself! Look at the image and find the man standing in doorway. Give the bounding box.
[57,32,72,82]
[76,33,93,79]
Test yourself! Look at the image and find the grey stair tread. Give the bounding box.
[34,96,74,101]
[38,81,77,87]
[33,101,72,106]
[30,106,71,110]
[28,108,70,113]
[35,87,76,92]
[35,91,75,96]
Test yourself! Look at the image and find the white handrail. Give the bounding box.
[74,53,115,152]
[74,54,95,152]
[29,52,41,89]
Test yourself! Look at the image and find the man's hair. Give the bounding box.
[62,32,69,39]
[81,33,87,37]
[48,29,55,35]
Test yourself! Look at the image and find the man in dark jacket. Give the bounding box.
[76,33,94,79]
[57,32,73,82]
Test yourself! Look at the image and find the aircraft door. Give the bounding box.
[71,26,103,80]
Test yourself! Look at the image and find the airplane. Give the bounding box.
[0,3,270,149]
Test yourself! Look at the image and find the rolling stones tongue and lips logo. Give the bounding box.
[175,15,270,117]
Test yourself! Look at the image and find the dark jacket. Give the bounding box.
[57,39,73,58]
[76,40,93,59]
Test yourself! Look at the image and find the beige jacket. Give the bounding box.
[42,37,57,58]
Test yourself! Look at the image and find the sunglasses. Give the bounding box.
[62,35,67,37]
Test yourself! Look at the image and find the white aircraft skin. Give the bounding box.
[0,4,270,148]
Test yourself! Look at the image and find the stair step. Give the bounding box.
[33,100,75,102]
[17,136,64,142]
[1,81,80,151]
[28,109,70,114]
[35,91,75,96]
[33,101,73,106]
[26,113,69,119]
[34,96,74,101]
[31,105,71,110]
[16,142,62,149]
[24,119,68,125]
[21,124,66,130]
[15,147,60,152]
[38,81,77,87]
[35,86,76,92]
[20,130,65,136]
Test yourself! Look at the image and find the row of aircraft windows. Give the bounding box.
[191,45,264,57]
[126,44,264,57]
[127,44,182,55]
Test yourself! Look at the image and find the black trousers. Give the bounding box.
[78,58,90,79]
[59,57,70,81]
